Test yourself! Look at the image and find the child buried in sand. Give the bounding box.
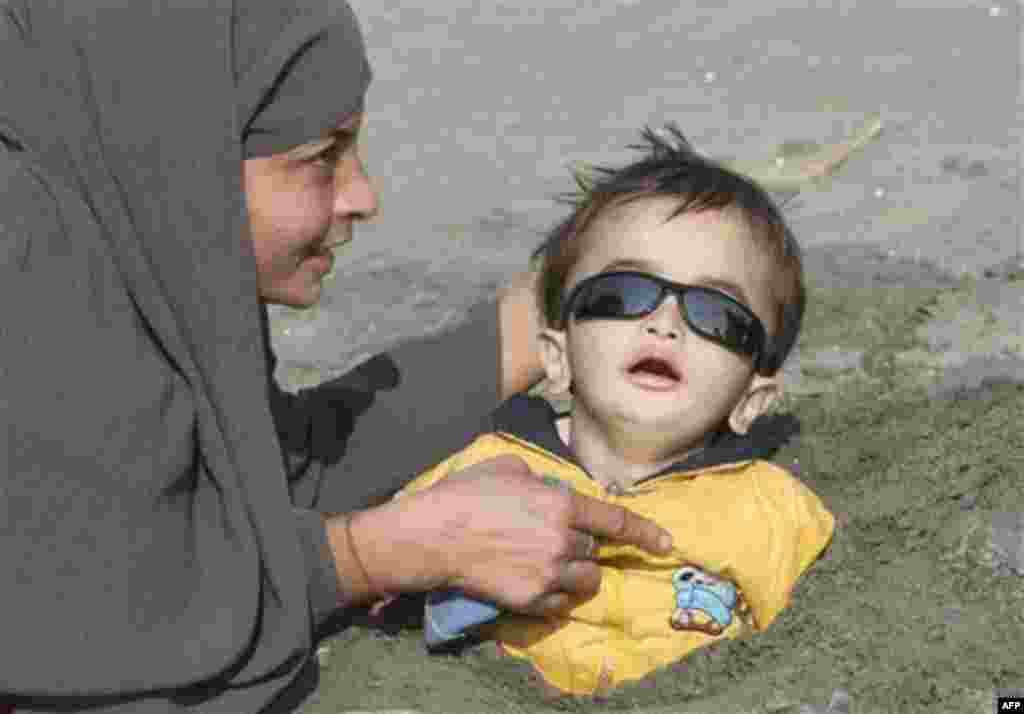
[387,123,836,696]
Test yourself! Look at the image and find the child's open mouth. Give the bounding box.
[624,357,683,391]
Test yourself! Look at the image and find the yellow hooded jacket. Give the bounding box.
[397,394,835,695]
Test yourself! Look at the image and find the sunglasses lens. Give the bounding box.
[570,273,760,357]
[684,290,756,354]
[574,273,662,319]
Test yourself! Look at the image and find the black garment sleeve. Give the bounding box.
[272,299,503,624]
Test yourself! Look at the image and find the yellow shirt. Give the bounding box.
[397,395,835,695]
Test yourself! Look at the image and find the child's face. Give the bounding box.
[540,198,783,457]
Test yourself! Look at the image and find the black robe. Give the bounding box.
[0,0,501,710]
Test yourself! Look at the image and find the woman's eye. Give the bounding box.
[311,132,357,170]
[312,143,343,168]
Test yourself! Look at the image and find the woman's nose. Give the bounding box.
[335,154,380,221]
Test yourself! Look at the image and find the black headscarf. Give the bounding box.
[0,0,370,705]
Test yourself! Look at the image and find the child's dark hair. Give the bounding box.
[529,122,805,377]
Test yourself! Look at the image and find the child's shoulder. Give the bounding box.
[739,458,802,482]
[744,460,835,531]
[702,458,798,485]
[747,458,799,479]
[732,459,826,506]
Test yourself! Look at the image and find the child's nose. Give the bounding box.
[645,294,686,337]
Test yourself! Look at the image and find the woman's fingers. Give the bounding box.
[524,592,571,619]
[521,561,599,618]
[571,529,597,560]
[430,456,674,616]
[535,468,672,557]
[569,490,674,556]
[555,559,600,599]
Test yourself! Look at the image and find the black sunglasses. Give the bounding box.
[560,271,767,366]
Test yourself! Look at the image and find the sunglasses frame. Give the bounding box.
[559,270,768,367]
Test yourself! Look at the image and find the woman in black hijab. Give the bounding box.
[0,1,671,711]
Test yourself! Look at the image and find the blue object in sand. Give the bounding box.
[424,588,501,647]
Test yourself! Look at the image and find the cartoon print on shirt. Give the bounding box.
[668,565,739,635]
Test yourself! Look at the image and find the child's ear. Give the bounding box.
[539,328,573,395]
[727,375,782,435]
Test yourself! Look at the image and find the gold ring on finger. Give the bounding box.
[583,532,596,559]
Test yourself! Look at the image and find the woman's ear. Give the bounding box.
[539,328,573,396]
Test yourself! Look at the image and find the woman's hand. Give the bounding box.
[338,455,673,617]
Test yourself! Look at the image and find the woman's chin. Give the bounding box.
[262,278,323,309]
[286,285,322,309]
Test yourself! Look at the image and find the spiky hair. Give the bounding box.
[530,122,805,377]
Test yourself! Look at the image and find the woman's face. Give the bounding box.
[242,112,378,307]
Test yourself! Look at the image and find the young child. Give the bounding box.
[389,123,835,696]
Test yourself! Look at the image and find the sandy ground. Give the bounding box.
[269,1,1022,711]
